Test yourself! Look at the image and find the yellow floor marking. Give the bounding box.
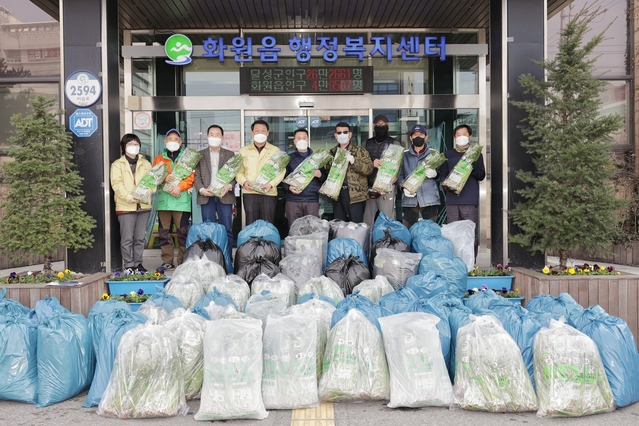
[291,403,335,426]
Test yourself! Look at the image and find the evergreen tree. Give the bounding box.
[0,96,96,273]
[510,10,624,268]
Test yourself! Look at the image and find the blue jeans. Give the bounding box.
[201,197,234,247]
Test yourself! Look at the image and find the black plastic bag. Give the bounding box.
[237,257,280,286]
[325,255,370,295]
[183,238,227,273]
[370,229,411,266]
[234,237,281,272]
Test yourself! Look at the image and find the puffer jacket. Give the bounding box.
[328,143,373,204]
[110,154,152,212]
[152,148,195,212]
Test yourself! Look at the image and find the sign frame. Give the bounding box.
[65,70,102,107]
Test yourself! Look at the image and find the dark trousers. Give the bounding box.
[201,197,234,247]
[158,210,191,265]
[333,187,365,223]
[285,201,320,230]
[402,205,439,228]
[446,204,479,258]
[243,193,277,226]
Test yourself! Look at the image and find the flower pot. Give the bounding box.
[466,275,514,291]
[106,278,170,296]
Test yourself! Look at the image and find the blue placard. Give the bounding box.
[296,116,307,128]
[310,116,321,128]
[69,109,98,138]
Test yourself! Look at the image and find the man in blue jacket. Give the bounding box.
[282,128,327,229]
[397,124,440,227]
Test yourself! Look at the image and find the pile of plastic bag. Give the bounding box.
[325,255,370,295]
[372,248,421,289]
[207,275,250,312]
[352,276,394,304]
[186,220,233,273]
[297,276,344,306]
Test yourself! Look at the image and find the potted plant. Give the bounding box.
[105,269,169,295]
[101,289,151,312]
[465,286,524,305]
[541,263,621,276]
[467,264,514,290]
[4,268,78,284]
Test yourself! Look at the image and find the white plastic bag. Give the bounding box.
[453,315,538,412]
[251,273,296,307]
[262,314,318,409]
[204,303,251,320]
[162,308,206,400]
[534,318,615,417]
[173,257,226,290]
[352,276,394,304]
[297,276,344,306]
[280,253,323,289]
[97,323,188,419]
[441,220,475,272]
[207,275,250,312]
[195,318,267,421]
[165,275,206,309]
[284,232,328,270]
[373,248,422,289]
[319,309,389,401]
[137,302,168,324]
[244,291,289,327]
[379,312,453,408]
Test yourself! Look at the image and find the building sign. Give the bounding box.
[165,34,193,65]
[69,109,98,138]
[240,66,373,95]
[27,48,60,61]
[65,70,101,107]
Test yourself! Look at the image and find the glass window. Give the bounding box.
[599,80,627,146]
[184,58,240,96]
[132,59,155,96]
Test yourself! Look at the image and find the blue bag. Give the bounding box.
[86,299,131,356]
[0,315,38,403]
[327,238,368,267]
[83,307,146,407]
[409,219,441,241]
[447,304,474,379]
[372,211,411,247]
[36,313,94,407]
[187,221,233,273]
[331,291,389,332]
[525,292,584,327]
[237,219,281,249]
[144,286,183,313]
[28,295,69,323]
[524,294,555,313]
[418,253,468,297]
[578,306,639,407]
[191,306,211,320]
[411,235,455,258]
[570,304,607,330]
[297,292,336,306]
[0,288,30,318]
[405,271,449,299]
[379,284,419,315]
[193,286,236,311]
[465,289,502,311]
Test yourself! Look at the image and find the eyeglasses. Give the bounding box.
[374,123,388,128]
[335,131,349,135]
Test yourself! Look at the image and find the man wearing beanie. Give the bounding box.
[363,114,402,227]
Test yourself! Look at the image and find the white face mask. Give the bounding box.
[455,135,469,146]
[166,141,180,152]
[295,140,308,151]
[337,133,350,145]
[208,137,222,147]
[125,145,140,156]
[253,134,267,143]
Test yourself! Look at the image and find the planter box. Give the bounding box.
[106,279,170,296]
[463,296,524,306]
[3,272,110,317]
[467,275,514,291]
[512,267,639,348]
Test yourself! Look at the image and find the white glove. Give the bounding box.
[403,188,416,197]
[346,154,355,164]
[425,168,437,178]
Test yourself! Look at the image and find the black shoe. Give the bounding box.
[160,263,176,270]
[135,264,147,274]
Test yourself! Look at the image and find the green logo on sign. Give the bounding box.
[165,34,193,65]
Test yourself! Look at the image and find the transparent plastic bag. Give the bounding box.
[207,275,250,312]
[379,312,453,408]
[207,153,243,197]
[352,276,394,304]
[289,215,330,237]
[282,149,332,191]
[280,253,323,289]
[162,147,201,193]
[262,314,319,409]
[297,276,344,307]
[172,257,226,291]
[244,291,289,327]
[250,151,290,194]
[98,323,188,418]
[165,275,206,309]
[251,273,296,307]
[441,220,476,271]
[284,232,328,270]
[203,303,252,320]
[373,248,422,289]
[534,318,615,417]
[453,315,538,412]
[372,144,404,193]
[319,309,389,401]
[330,220,371,258]
[320,148,348,200]
[137,302,168,324]
[195,318,267,420]
[442,143,482,195]
[130,163,167,203]
[163,308,207,400]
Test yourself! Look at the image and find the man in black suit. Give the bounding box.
[194,124,237,247]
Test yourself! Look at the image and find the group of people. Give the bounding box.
[110,117,485,274]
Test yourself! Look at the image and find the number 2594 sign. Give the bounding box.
[65,70,101,107]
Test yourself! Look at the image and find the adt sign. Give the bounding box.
[69,109,98,137]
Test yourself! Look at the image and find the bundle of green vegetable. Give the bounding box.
[250,151,290,194]
[534,319,615,417]
[319,149,348,200]
[162,148,202,193]
[97,323,188,419]
[319,309,390,402]
[372,144,405,193]
[131,163,168,203]
[207,154,243,197]
[442,143,482,195]
[453,315,538,412]
[194,318,267,420]
[283,149,333,191]
[379,312,453,408]
[400,150,446,194]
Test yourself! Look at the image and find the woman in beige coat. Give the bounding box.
[110,133,152,273]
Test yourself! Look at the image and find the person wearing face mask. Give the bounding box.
[281,128,327,229]
[439,124,486,258]
[363,114,403,228]
[397,124,441,228]
[152,128,195,269]
[235,119,286,226]
[110,133,153,274]
[194,124,236,247]
[327,122,373,223]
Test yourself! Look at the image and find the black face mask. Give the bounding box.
[412,137,425,147]
[375,125,389,141]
